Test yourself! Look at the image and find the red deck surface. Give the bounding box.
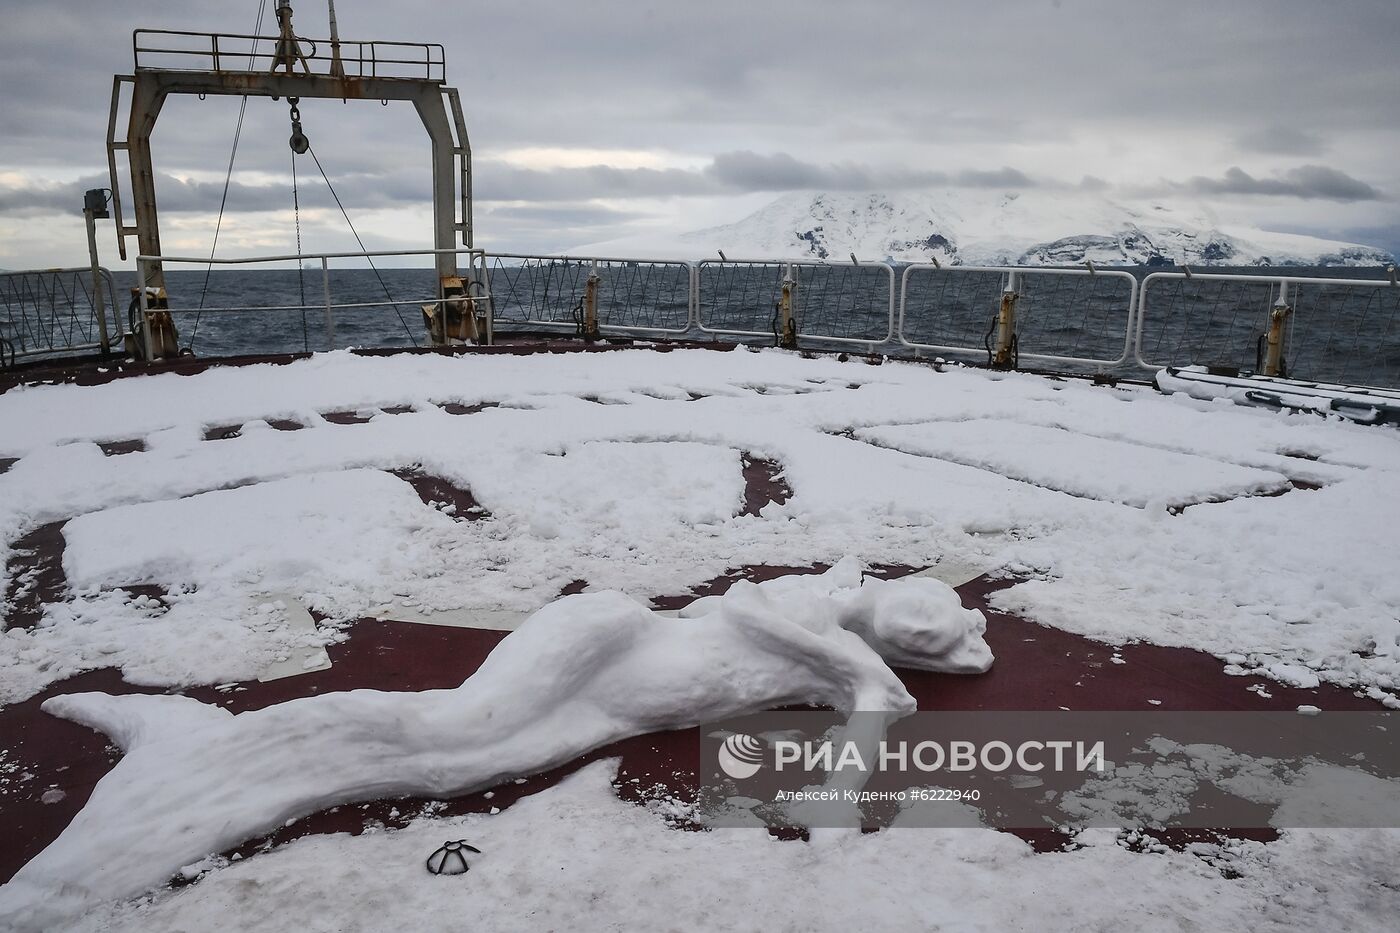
[0,568,1381,885]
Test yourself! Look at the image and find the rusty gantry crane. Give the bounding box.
[106,1,481,358]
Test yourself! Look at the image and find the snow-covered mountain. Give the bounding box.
[581,191,1393,267]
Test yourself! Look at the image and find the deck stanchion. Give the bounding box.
[137,258,155,362]
[1261,280,1292,377]
[321,256,335,350]
[778,264,797,349]
[581,260,600,343]
[992,270,1020,369]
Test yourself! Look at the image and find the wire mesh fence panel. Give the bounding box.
[1135,274,1400,388]
[593,261,691,333]
[0,269,121,362]
[696,261,788,338]
[1015,271,1135,364]
[487,258,592,327]
[788,263,893,343]
[899,267,1010,356]
[900,267,1135,367]
[1135,275,1278,373]
[1286,281,1400,389]
[697,261,892,344]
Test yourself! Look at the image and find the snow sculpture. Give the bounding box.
[0,560,991,931]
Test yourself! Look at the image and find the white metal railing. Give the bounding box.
[1134,271,1400,388]
[134,247,490,357]
[31,243,1388,394]
[695,258,896,349]
[132,29,446,82]
[898,265,1138,370]
[0,267,122,363]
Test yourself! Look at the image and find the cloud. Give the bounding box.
[1235,126,1327,157]
[0,169,434,218]
[1185,165,1382,202]
[701,152,1034,192]
[483,203,646,226]
[472,152,1037,201]
[953,167,1034,188]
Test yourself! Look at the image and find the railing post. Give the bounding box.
[580,260,601,342]
[992,270,1020,369]
[478,252,495,345]
[1262,279,1292,377]
[777,263,797,349]
[321,257,335,350]
[138,258,155,362]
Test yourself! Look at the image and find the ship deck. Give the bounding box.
[1,340,1397,926]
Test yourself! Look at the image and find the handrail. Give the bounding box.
[141,247,485,264]
[132,29,446,82]
[0,267,123,362]
[116,245,1397,390]
[694,257,896,348]
[898,263,1138,370]
[1133,270,1399,387]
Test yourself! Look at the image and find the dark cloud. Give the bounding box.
[1235,126,1327,157]
[0,170,429,217]
[1185,165,1382,202]
[1,0,1399,265]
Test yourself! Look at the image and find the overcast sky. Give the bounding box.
[1,0,1397,268]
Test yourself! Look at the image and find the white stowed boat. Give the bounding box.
[1,4,1399,933]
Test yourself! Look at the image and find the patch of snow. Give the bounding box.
[855,419,1289,507]
[1,348,1398,702]
[61,760,1400,933]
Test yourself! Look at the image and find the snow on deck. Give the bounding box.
[2,345,1400,930]
[2,346,1397,703]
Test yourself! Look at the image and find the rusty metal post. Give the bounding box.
[1262,280,1292,377]
[992,270,1019,369]
[83,201,112,355]
[581,263,601,342]
[778,265,797,349]
[411,87,458,278]
[125,77,168,298]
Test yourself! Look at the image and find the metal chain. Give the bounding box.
[291,147,309,353]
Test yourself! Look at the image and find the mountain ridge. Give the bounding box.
[578,191,1394,267]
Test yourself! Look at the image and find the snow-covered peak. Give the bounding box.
[581,190,1394,267]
